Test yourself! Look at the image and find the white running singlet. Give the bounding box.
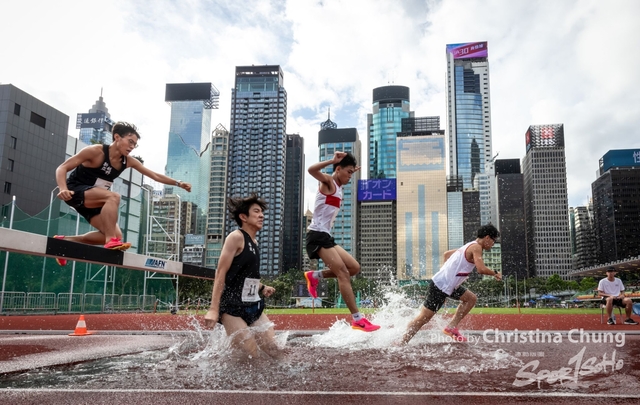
[431,241,478,295]
[308,180,342,235]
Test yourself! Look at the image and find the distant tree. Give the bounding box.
[579,277,598,292]
[546,274,567,293]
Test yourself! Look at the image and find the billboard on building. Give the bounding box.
[525,124,564,151]
[358,179,397,201]
[76,112,112,129]
[165,83,212,102]
[601,149,640,173]
[446,42,488,59]
[185,234,205,246]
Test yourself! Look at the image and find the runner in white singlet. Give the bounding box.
[401,224,502,344]
[303,151,380,333]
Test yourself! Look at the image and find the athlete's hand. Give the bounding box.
[494,272,502,281]
[261,285,275,297]
[179,182,192,192]
[203,309,219,328]
[57,189,74,201]
[332,151,347,163]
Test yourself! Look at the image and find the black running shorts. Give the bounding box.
[305,230,337,260]
[422,280,467,313]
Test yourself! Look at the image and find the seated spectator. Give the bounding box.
[598,268,639,325]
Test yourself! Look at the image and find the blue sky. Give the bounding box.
[3,0,640,209]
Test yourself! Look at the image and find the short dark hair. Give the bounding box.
[228,193,267,227]
[606,267,617,272]
[477,224,500,240]
[333,152,357,171]
[112,122,140,139]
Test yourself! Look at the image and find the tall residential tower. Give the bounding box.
[227,65,287,277]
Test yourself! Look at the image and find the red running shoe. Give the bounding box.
[443,326,467,342]
[351,317,381,332]
[104,238,131,251]
[304,271,319,298]
[53,235,67,266]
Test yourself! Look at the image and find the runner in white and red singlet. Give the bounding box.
[303,151,380,332]
[401,224,502,343]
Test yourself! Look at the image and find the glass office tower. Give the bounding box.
[78,91,113,145]
[396,132,447,280]
[283,133,304,273]
[446,42,492,190]
[368,86,412,180]
[164,83,219,236]
[227,66,287,277]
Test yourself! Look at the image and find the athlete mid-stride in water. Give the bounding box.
[303,151,380,332]
[54,122,191,265]
[204,194,281,360]
[401,224,502,344]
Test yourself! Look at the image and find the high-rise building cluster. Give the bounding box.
[2,39,639,285]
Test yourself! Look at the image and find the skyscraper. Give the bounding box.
[569,204,596,270]
[368,86,412,180]
[77,91,113,145]
[317,118,361,259]
[283,133,304,273]
[227,65,287,277]
[495,159,527,278]
[396,124,448,280]
[164,83,219,236]
[0,84,68,216]
[591,149,640,264]
[522,124,572,278]
[446,41,493,190]
[205,124,229,269]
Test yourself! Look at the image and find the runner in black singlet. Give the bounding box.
[54,122,192,264]
[204,194,282,360]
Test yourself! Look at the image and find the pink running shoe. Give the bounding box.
[53,235,67,266]
[443,326,467,342]
[351,318,381,332]
[304,271,319,298]
[104,238,132,251]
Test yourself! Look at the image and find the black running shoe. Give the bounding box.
[607,317,616,325]
[624,318,639,325]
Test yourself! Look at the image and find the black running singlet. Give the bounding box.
[67,144,127,190]
[220,229,261,307]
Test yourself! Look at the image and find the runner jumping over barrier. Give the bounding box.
[54,122,191,265]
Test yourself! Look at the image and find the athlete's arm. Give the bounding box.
[204,231,243,327]
[127,157,192,192]
[470,244,502,280]
[55,145,103,201]
[308,151,346,191]
[443,249,456,262]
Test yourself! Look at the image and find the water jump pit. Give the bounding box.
[2,301,640,404]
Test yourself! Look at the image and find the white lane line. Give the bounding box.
[1,389,639,398]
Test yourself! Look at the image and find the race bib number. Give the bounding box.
[94,178,113,190]
[241,278,261,302]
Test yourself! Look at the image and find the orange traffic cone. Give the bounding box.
[69,315,94,336]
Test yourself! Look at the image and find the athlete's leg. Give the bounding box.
[252,314,283,359]
[82,188,121,242]
[447,290,477,329]
[319,245,360,278]
[402,305,436,344]
[220,313,259,361]
[317,246,359,314]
